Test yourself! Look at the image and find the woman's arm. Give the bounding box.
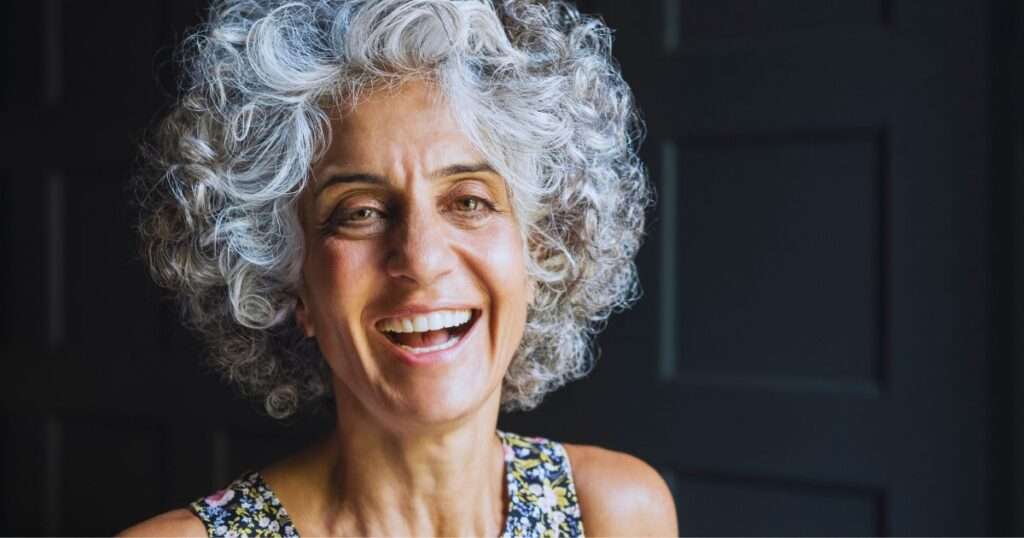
[115,508,207,537]
[566,444,679,537]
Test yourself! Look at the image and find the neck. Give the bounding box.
[309,386,508,536]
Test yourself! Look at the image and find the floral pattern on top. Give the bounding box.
[188,430,583,537]
[499,430,584,538]
[190,472,299,538]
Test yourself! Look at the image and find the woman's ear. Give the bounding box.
[294,289,316,338]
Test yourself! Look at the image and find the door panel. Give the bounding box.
[506,0,994,535]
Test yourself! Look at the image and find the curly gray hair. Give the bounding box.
[138,0,649,419]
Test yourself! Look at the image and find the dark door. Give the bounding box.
[505,0,1000,535]
[1,1,332,535]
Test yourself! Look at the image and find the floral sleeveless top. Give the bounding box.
[189,430,584,537]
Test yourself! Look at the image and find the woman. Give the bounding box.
[121,0,676,536]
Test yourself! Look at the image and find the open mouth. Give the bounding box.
[375,309,479,354]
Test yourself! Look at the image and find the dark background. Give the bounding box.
[2,0,1022,535]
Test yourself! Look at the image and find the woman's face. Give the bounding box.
[296,80,531,429]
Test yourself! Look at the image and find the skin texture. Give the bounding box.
[117,80,677,537]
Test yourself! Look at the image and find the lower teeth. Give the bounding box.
[398,334,461,354]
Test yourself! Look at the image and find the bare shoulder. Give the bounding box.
[563,443,678,537]
[115,508,207,537]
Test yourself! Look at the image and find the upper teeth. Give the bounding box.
[378,309,472,334]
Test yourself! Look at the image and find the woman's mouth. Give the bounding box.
[375,309,479,354]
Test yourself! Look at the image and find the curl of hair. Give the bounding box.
[137,0,649,419]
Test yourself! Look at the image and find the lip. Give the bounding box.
[372,307,482,367]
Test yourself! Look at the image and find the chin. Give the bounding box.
[389,373,499,426]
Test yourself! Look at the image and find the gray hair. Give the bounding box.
[138,0,649,419]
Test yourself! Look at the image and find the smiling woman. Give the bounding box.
[119,0,675,536]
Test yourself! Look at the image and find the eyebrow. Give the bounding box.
[315,162,498,197]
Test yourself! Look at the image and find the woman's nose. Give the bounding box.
[384,203,456,286]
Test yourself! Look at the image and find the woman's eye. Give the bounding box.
[454,196,490,214]
[322,206,386,234]
[347,207,381,222]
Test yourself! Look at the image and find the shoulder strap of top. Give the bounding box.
[499,430,585,537]
[189,471,300,538]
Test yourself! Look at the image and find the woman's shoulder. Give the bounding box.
[117,470,298,538]
[562,442,679,536]
[115,508,206,537]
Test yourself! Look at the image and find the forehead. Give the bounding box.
[315,80,484,176]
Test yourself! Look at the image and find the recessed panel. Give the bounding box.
[61,417,165,535]
[1,2,44,107]
[672,471,882,536]
[1,174,47,352]
[675,132,883,389]
[0,175,8,349]
[1,416,47,535]
[62,2,162,114]
[64,171,161,359]
[676,0,888,40]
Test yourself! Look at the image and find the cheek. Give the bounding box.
[463,223,530,358]
[472,222,528,298]
[302,238,392,387]
[304,239,380,331]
